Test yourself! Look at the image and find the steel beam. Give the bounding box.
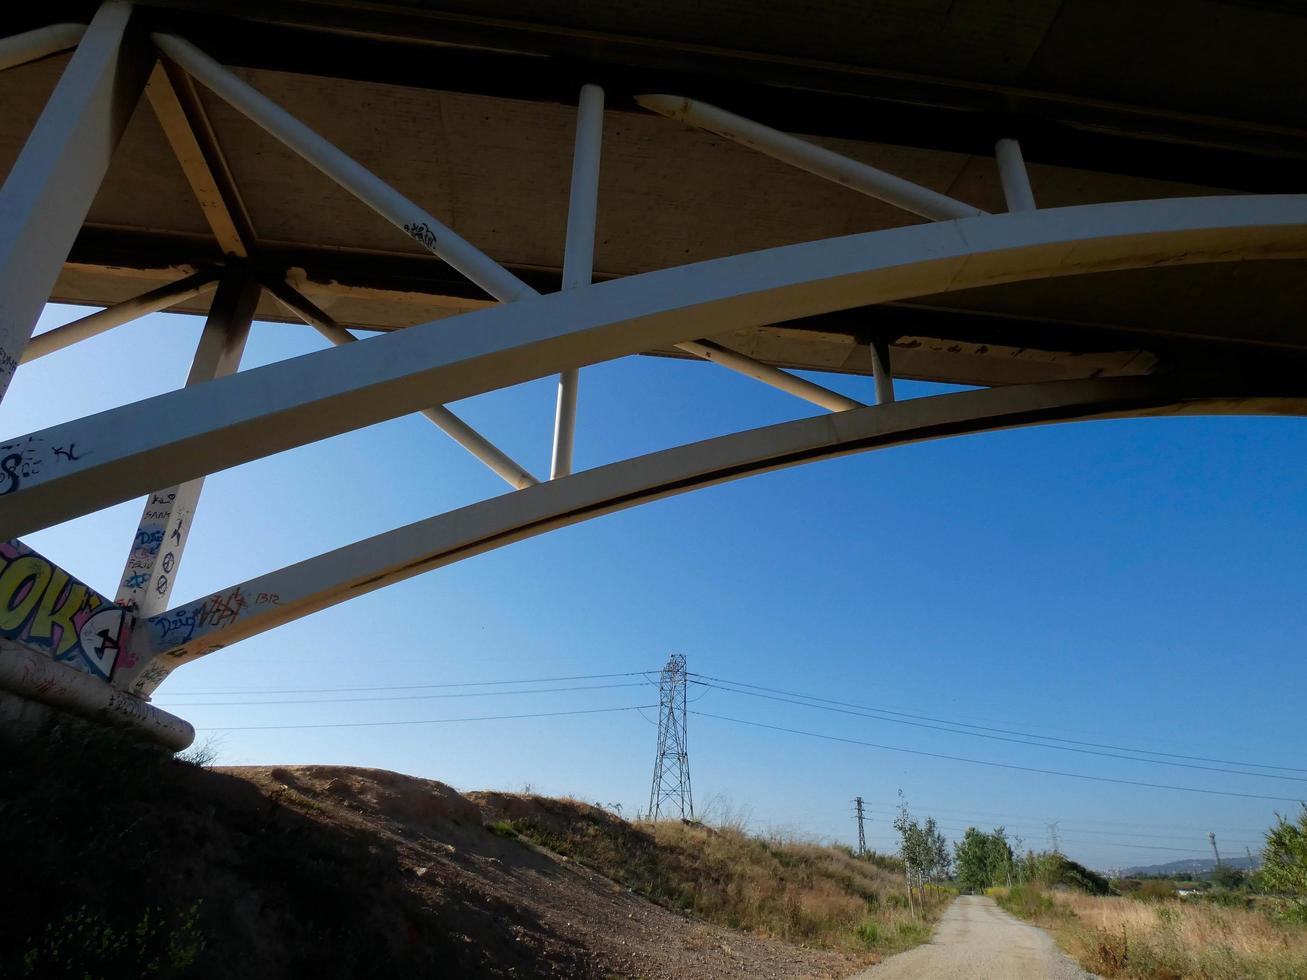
[124,376,1307,694]
[113,269,259,619]
[869,339,895,405]
[636,95,985,221]
[551,83,605,479]
[0,2,151,402]
[153,32,535,303]
[4,193,1307,537]
[996,138,1037,213]
[22,269,222,362]
[0,23,87,72]
[145,59,255,256]
[266,279,539,490]
[675,339,863,412]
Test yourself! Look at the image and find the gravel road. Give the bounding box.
[851,895,1099,980]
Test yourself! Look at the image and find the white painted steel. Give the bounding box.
[0,2,148,401]
[114,271,258,618]
[0,642,194,749]
[551,83,605,479]
[996,138,1037,213]
[869,339,895,405]
[0,23,87,72]
[267,280,539,490]
[5,193,1307,537]
[127,377,1307,692]
[675,339,863,412]
[637,95,985,222]
[152,32,535,303]
[21,268,221,362]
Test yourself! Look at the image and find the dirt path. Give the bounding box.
[850,895,1098,980]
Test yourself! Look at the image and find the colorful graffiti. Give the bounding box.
[116,488,196,616]
[0,540,131,680]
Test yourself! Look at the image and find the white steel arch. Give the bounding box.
[118,376,1307,696]
[5,193,1307,538]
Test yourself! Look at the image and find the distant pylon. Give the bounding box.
[855,796,867,857]
[648,653,693,820]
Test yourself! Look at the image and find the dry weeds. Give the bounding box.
[472,792,948,956]
[995,885,1307,980]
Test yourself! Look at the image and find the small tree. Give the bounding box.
[954,826,1013,893]
[1263,805,1307,918]
[1210,864,1246,891]
[894,793,950,911]
[925,816,952,882]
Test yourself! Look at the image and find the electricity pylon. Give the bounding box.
[648,653,693,820]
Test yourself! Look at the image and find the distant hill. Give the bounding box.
[1121,856,1259,877]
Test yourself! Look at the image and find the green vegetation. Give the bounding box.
[1018,850,1113,895]
[953,826,1014,893]
[1264,804,1307,920]
[891,793,951,914]
[478,792,950,955]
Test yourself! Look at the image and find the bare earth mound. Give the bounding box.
[5,727,903,979]
[239,765,858,979]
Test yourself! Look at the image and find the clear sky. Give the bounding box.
[7,300,1306,873]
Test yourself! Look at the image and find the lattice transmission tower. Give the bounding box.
[648,653,693,820]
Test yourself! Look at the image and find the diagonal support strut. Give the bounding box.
[265,279,539,490]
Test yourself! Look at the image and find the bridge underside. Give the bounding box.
[1,1,1305,746]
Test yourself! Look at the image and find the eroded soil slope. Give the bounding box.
[2,732,858,979]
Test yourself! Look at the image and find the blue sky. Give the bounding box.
[6,300,1306,872]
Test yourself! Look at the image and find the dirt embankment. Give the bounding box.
[245,765,860,980]
[3,733,863,979]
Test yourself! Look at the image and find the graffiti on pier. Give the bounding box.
[0,540,131,679]
[152,608,200,646]
[117,488,192,610]
[0,436,42,495]
[197,588,247,629]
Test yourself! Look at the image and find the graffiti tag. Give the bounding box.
[404,221,438,252]
[0,436,41,495]
[0,540,130,679]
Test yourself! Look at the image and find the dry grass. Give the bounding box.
[995,885,1307,980]
[473,792,948,956]
[647,821,940,952]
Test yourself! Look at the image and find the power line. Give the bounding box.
[693,710,1307,803]
[879,813,1265,848]
[196,704,656,731]
[852,798,1268,837]
[691,674,1307,775]
[912,820,1238,856]
[160,680,655,707]
[165,669,660,696]
[693,679,1305,783]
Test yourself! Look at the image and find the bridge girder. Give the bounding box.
[1,10,1306,737]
